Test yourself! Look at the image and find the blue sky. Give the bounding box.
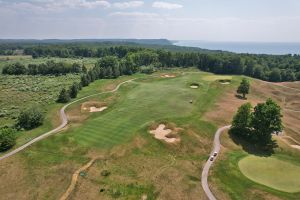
[0,0,299,42]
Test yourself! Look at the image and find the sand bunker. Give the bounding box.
[149,124,180,143]
[81,101,108,113]
[89,106,107,113]
[190,83,200,89]
[276,135,300,150]
[219,79,231,85]
[161,74,176,78]
[282,136,300,150]
[291,145,300,150]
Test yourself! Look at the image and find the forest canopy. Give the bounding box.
[1,42,300,82]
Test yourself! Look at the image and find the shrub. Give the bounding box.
[0,127,17,152]
[17,106,44,130]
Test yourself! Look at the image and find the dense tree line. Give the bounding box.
[2,43,300,82]
[24,46,142,59]
[2,61,82,75]
[22,45,300,82]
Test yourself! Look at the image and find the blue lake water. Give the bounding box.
[173,40,300,55]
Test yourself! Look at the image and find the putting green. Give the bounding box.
[239,155,300,193]
[202,75,232,81]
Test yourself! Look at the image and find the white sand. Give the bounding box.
[190,85,199,89]
[161,74,176,78]
[149,124,180,143]
[220,82,230,85]
[291,145,300,150]
[89,106,107,113]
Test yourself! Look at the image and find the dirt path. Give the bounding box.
[0,79,135,162]
[60,158,98,200]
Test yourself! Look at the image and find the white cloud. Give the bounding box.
[79,1,111,9]
[3,0,111,12]
[113,1,144,9]
[110,11,159,18]
[152,1,183,10]
[47,0,111,10]
[2,1,146,12]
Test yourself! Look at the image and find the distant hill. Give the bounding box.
[0,39,173,46]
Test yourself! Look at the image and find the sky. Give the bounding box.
[0,0,300,42]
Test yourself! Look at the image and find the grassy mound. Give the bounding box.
[239,155,300,193]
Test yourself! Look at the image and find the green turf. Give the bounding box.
[239,155,300,193]
[66,72,221,148]
[212,150,300,200]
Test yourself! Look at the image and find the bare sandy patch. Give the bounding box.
[291,145,300,150]
[161,74,176,78]
[89,106,107,113]
[219,79,231,85]
[81,101,108,113]
[149,124,180,143]
[190,83,200,89]
[220,82,230,85]
[275,135,300,150]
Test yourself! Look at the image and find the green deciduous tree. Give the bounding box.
[237,78,250,99]
[231,103,252,134]
[17,106,44,130]
[57,88,70,103]
[251,98,283,145]
[0,127,16,152]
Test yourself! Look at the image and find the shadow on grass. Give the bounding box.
[229,131,278,157]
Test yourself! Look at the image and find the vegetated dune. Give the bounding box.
[204,79,300,141]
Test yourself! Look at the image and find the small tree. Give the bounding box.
[69,83,79,98]
[17,106,44,130]
[80,74,90,87]
[57,88,70,103]
[231,103,252,137]
[251,98,283,145]
[237,78,250,99]
[0,127,16,152]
